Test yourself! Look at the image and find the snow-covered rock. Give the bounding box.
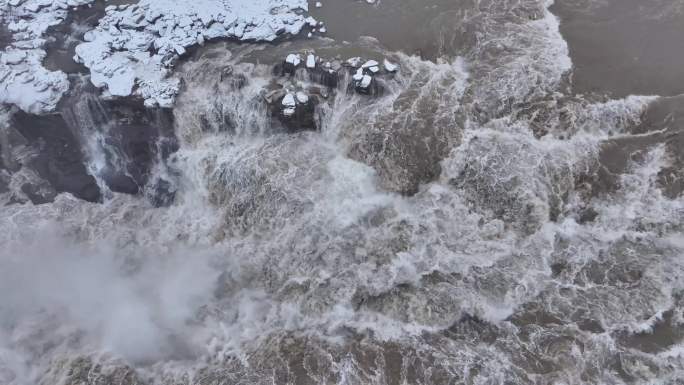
[361,60,379,69]
[306,54,316,69]
[286,53,302,66]
[383,59,398,72]
[352,68,364,81]
[295,91,309,103]
[282,93,296,107]
[359,74,372,89]
[347,57,362,67]
[74,0,310,107]
[0,0,95,113]
[305,16,318,27]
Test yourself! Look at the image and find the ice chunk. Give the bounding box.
[383,59,398,72]
[282,93,296,107]
[306,54,316,69]
[286,53,302,66]
[352,68,364,81]
[305,16,318,27]
[359,75,372,89]
[362,60,379,69]
[296,91,309,103]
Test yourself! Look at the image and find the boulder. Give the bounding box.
[273,92,318,132]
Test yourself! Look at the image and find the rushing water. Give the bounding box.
[0,0,683,384]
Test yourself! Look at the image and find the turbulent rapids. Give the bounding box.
[0,0,683,384]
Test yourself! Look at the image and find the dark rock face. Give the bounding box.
[269,64,326,132]
[0,22,11,51]
[307,67,339,88]
[277,61,298,77]
[348,66,385,97]
[0,90,179,206]
[274,97,318,133]
[10,110,102,203]
[270,57,390,133]
[98,100,177,195]
[0,170,9,194]
[275,61,340,89]
[60,91,179,205]
[20,182,58,204]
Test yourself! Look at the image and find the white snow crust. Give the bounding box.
[74,0,309,107]
[0,0,95,114]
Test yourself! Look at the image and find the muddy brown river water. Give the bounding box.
[551,0,684,98]
[0,0,683,384]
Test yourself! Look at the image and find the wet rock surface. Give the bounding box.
[0,22,11,51]
[85,99,177,196]
[0,89,178,206]
[270,52,396,132]
[274,92,318,132]
[50,76,179,203]
[5,109,101,203]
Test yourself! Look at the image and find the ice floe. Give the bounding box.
[383,59,398,72]
[306,53,316,69]
[286,53,302,67]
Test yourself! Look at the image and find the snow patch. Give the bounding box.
[0,0,95,113]
[74,0,309,107]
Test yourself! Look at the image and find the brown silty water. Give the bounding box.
[551,0,684,98]
[172,0,684,377]
[307,0,469,60]
[552,0,684,197]
[1,0,684,384]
